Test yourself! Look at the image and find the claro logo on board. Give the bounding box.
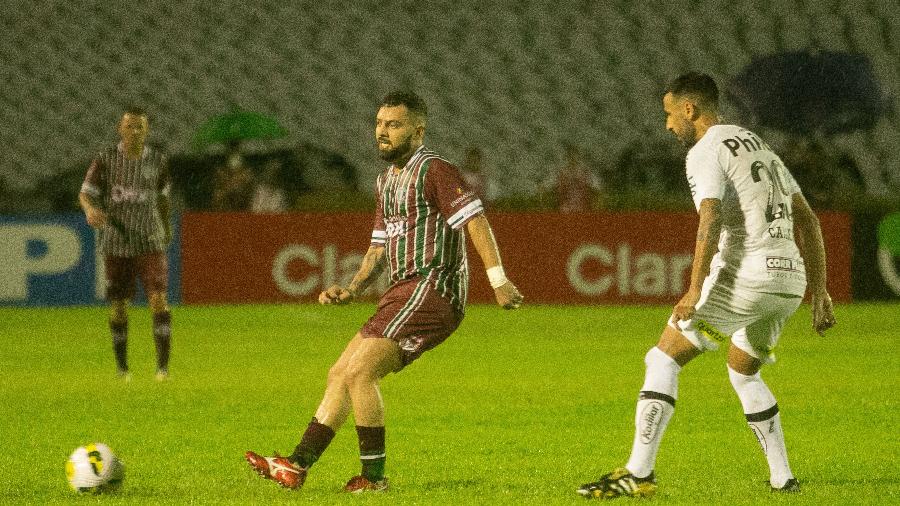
[566,243,693,297]
[271,244,388,297]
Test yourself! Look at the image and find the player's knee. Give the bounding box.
[344,360,377,388]
[148,291,168,313]
[727,365,760,389]
[109,300,128,322]
[645,346,679,372]
[327,362,347,385]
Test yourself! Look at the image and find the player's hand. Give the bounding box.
[494,281,523,310]
[85,207,107,228]
[673,288,701,322]
[811,291,835,336]
[318,285,355,305]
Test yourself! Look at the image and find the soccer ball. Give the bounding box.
[65,443,125,493]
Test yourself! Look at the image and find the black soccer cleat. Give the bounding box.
[577,467,657,499]
[771,477,800,493]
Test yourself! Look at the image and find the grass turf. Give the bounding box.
[1,303,898,504]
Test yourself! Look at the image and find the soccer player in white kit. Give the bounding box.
[577,72,836,499]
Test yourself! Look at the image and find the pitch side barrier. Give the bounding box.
[0,214,181,306]
[178,211,853,305]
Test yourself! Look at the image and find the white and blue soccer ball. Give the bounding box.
[65,443,124,493]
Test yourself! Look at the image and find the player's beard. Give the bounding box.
[378,135,414,163]
[675,121,697,148]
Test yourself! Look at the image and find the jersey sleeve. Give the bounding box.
[685,141,727,210]
[370,175,387,247]
[80,156,105,199]
[425,159,484,230]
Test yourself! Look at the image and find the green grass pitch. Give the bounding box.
[1,303,898,504]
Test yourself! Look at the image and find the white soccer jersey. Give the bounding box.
[685,124,806,296]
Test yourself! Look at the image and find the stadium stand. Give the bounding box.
[0,0,896,203]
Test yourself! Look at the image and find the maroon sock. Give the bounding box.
[289,417,336,468]
[356,425,386,481]
[152,311,171,372]
[110,320,128,372]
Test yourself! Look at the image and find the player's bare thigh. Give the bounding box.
[656,324,703,367]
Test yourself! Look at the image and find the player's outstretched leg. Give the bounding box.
[245,335,362,489]
[727,347,796,492]
[579,326,700,499]
[109,300,130,380]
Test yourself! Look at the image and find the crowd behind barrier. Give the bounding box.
[3,136,892,216]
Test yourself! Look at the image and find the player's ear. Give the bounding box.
[684,101,699,121]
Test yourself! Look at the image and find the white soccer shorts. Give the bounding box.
[668,273,802,364]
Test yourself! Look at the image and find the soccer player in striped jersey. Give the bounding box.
[79,107,173,382]
[577,73,836,499]
[246,91,523,493]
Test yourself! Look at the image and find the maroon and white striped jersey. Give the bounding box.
[81,143,170,257]
[371,146,484,310]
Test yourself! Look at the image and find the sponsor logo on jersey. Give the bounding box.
[110,185,149,204]
[385,217,407,238]
[766,256,800,272]
[450,190,475,207]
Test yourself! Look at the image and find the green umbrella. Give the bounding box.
[193,110,288,148]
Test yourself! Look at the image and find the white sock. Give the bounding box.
[625,347,680,478]
[728,366,794,488]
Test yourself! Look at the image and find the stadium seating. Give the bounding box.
[0,0,896,199]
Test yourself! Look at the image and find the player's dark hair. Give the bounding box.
[123,105,148,117]
[666,72,719,110]
[380,91,427,121]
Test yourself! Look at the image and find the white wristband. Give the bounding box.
[486,265,508,289]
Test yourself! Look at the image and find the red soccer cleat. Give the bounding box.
[244,451,307,490]
[343,475,389,493]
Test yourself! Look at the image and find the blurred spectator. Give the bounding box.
[295,141,359,192]
[543,144,603,212]
[211,142,254,211]
[250,158,287,213]
[782,136,865,208]
[460,146,499,204]
[616,139,685,196]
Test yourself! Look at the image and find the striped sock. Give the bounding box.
[356,425,386,482]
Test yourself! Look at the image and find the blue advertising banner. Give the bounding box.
[0,214,180,306]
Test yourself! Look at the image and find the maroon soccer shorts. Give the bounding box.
[361,275,464,368]
[105,252,168,300]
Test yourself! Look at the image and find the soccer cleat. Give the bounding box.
[117,369,132,382]
[154,369,169,381]
[771,478,800,493]
[577,467,657,499]
[245,451,307,489]
[343,475,389,493]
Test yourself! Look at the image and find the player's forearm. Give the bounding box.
[347,245,386,295]
[794,209,828,294]
[466,214,502,269]
[158,195,172,239]
[466,214,512,288]
[688,200,722,292]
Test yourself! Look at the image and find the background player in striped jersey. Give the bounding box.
[246,91,523,493]
[577,73,835,499]
[79,106,173,382]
